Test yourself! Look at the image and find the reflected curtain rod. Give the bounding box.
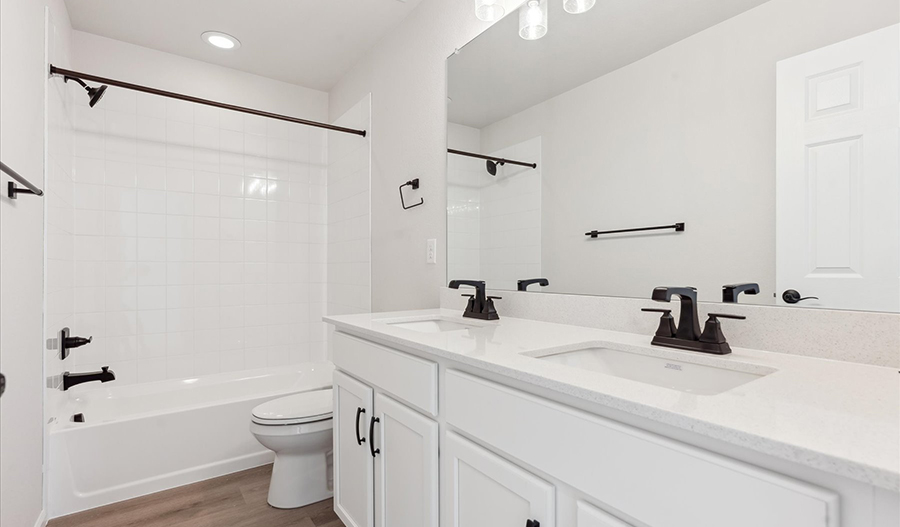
[49,65,367,137]
[447,148,537,169]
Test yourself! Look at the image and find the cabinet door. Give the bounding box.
[373,393,439,527]
[443,431,555,527]
[577,500,633,527]
[334,371,374,527]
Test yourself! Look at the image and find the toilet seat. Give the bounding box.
[252,388,333,426]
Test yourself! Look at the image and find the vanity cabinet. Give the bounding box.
[331,328,898,527]
[332,333,439,527]
[443,431,555,527]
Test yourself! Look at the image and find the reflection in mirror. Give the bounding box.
[446,0,899,312]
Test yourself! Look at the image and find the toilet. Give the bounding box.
[250,388,334,509]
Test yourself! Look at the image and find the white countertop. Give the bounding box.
[324,309,900,491]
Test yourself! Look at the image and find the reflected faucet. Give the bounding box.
[722,283,760,303]
[63,366,115,391]
[517,278,549,292]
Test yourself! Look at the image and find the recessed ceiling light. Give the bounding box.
[201,31,240,50]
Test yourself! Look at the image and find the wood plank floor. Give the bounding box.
[48,465,344,527]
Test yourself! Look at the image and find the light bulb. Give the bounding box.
[475,0,506,22]
[563,0,595,14]
[519,0,548,40]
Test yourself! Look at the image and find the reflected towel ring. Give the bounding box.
[399,179,424,210]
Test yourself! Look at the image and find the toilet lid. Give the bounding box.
[251,389,333,425]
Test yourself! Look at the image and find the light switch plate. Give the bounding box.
[427,239,437,264]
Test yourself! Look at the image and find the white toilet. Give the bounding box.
[250,388,334,509]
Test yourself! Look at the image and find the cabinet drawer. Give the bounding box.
[445,370,839,527]
[333,331,438,416]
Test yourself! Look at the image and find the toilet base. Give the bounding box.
[267,447,334,509]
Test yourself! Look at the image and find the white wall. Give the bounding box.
[476,0,898,303]
[327,95,372,317]
[1,2,71,525]
[328,0,494,311]
[59,33,331,386]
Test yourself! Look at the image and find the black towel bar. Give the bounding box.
[1,161,44,199]
[586,223,684,238]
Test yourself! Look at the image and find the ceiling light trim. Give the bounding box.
[201,30,241,50]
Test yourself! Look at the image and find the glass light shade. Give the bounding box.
[475,0,506,22]
[563,0,596,14]
[519,0,548,40]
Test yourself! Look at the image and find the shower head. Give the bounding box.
[64,76,108,108]
[87,84,108,108]
[486,159,505,176]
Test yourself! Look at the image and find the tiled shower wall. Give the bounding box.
[67,88,328,385]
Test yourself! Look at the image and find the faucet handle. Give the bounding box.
[700,313,746,344]
[641,308,677,338]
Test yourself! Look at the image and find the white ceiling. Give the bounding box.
[64,0,423,92]
[448,0,772,128]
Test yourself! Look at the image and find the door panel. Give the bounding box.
[443,431,555,527]
[577,500,634,527]
[776,24,899,312]
[334,371,374,527]
[374,393,438,527]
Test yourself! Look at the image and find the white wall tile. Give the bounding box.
[63,93,332,385]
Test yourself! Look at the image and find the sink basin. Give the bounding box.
[384,318,481,333]
[538,347,767,395]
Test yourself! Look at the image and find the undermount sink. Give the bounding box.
[538,347,769,395]
[383,318,481,333]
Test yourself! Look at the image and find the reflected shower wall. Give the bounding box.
[447,124,542,290]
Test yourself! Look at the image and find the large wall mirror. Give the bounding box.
[446,0,899,312]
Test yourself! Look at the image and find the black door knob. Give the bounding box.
[782,289,819,304]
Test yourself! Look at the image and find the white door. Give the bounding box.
[373,393,438,527]
[577,500,634,527]
[443,431,555,527]
[776,24,900,312]
[334,371,374,527]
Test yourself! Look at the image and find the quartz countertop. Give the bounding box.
[324,309,900,491]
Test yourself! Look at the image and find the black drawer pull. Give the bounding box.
[369,416,380,457]
[525,520,540,527]
[355,407,366,445]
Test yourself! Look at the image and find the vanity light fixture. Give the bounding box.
[519,0,548,40]
[475,0,506,22]
[563,0,595,14]
[201,31,241,50]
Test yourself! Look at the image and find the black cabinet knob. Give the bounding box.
[525,520,540,527]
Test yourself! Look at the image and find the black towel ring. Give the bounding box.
[399,179,424,210]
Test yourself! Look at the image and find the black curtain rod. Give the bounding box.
[49,65,367,137]
[447,148,537,169]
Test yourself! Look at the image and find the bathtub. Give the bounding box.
[49,362,334,518]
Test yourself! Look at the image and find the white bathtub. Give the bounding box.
[49,362,334,518]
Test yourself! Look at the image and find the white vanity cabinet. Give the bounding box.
[331,328,898,527]
[332,333,439,527]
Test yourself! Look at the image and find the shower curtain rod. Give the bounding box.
[49,65,367,137]
[447,148,537,169]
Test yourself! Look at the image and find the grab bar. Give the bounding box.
[586,222,684,238]
[1,161,44,199]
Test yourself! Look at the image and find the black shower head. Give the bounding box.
[87,84,108,108]
[486,159,505,176]
[64,76,108,108]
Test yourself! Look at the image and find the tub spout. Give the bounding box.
[63,366,115,391]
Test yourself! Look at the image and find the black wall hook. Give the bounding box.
[399,178,424,210]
